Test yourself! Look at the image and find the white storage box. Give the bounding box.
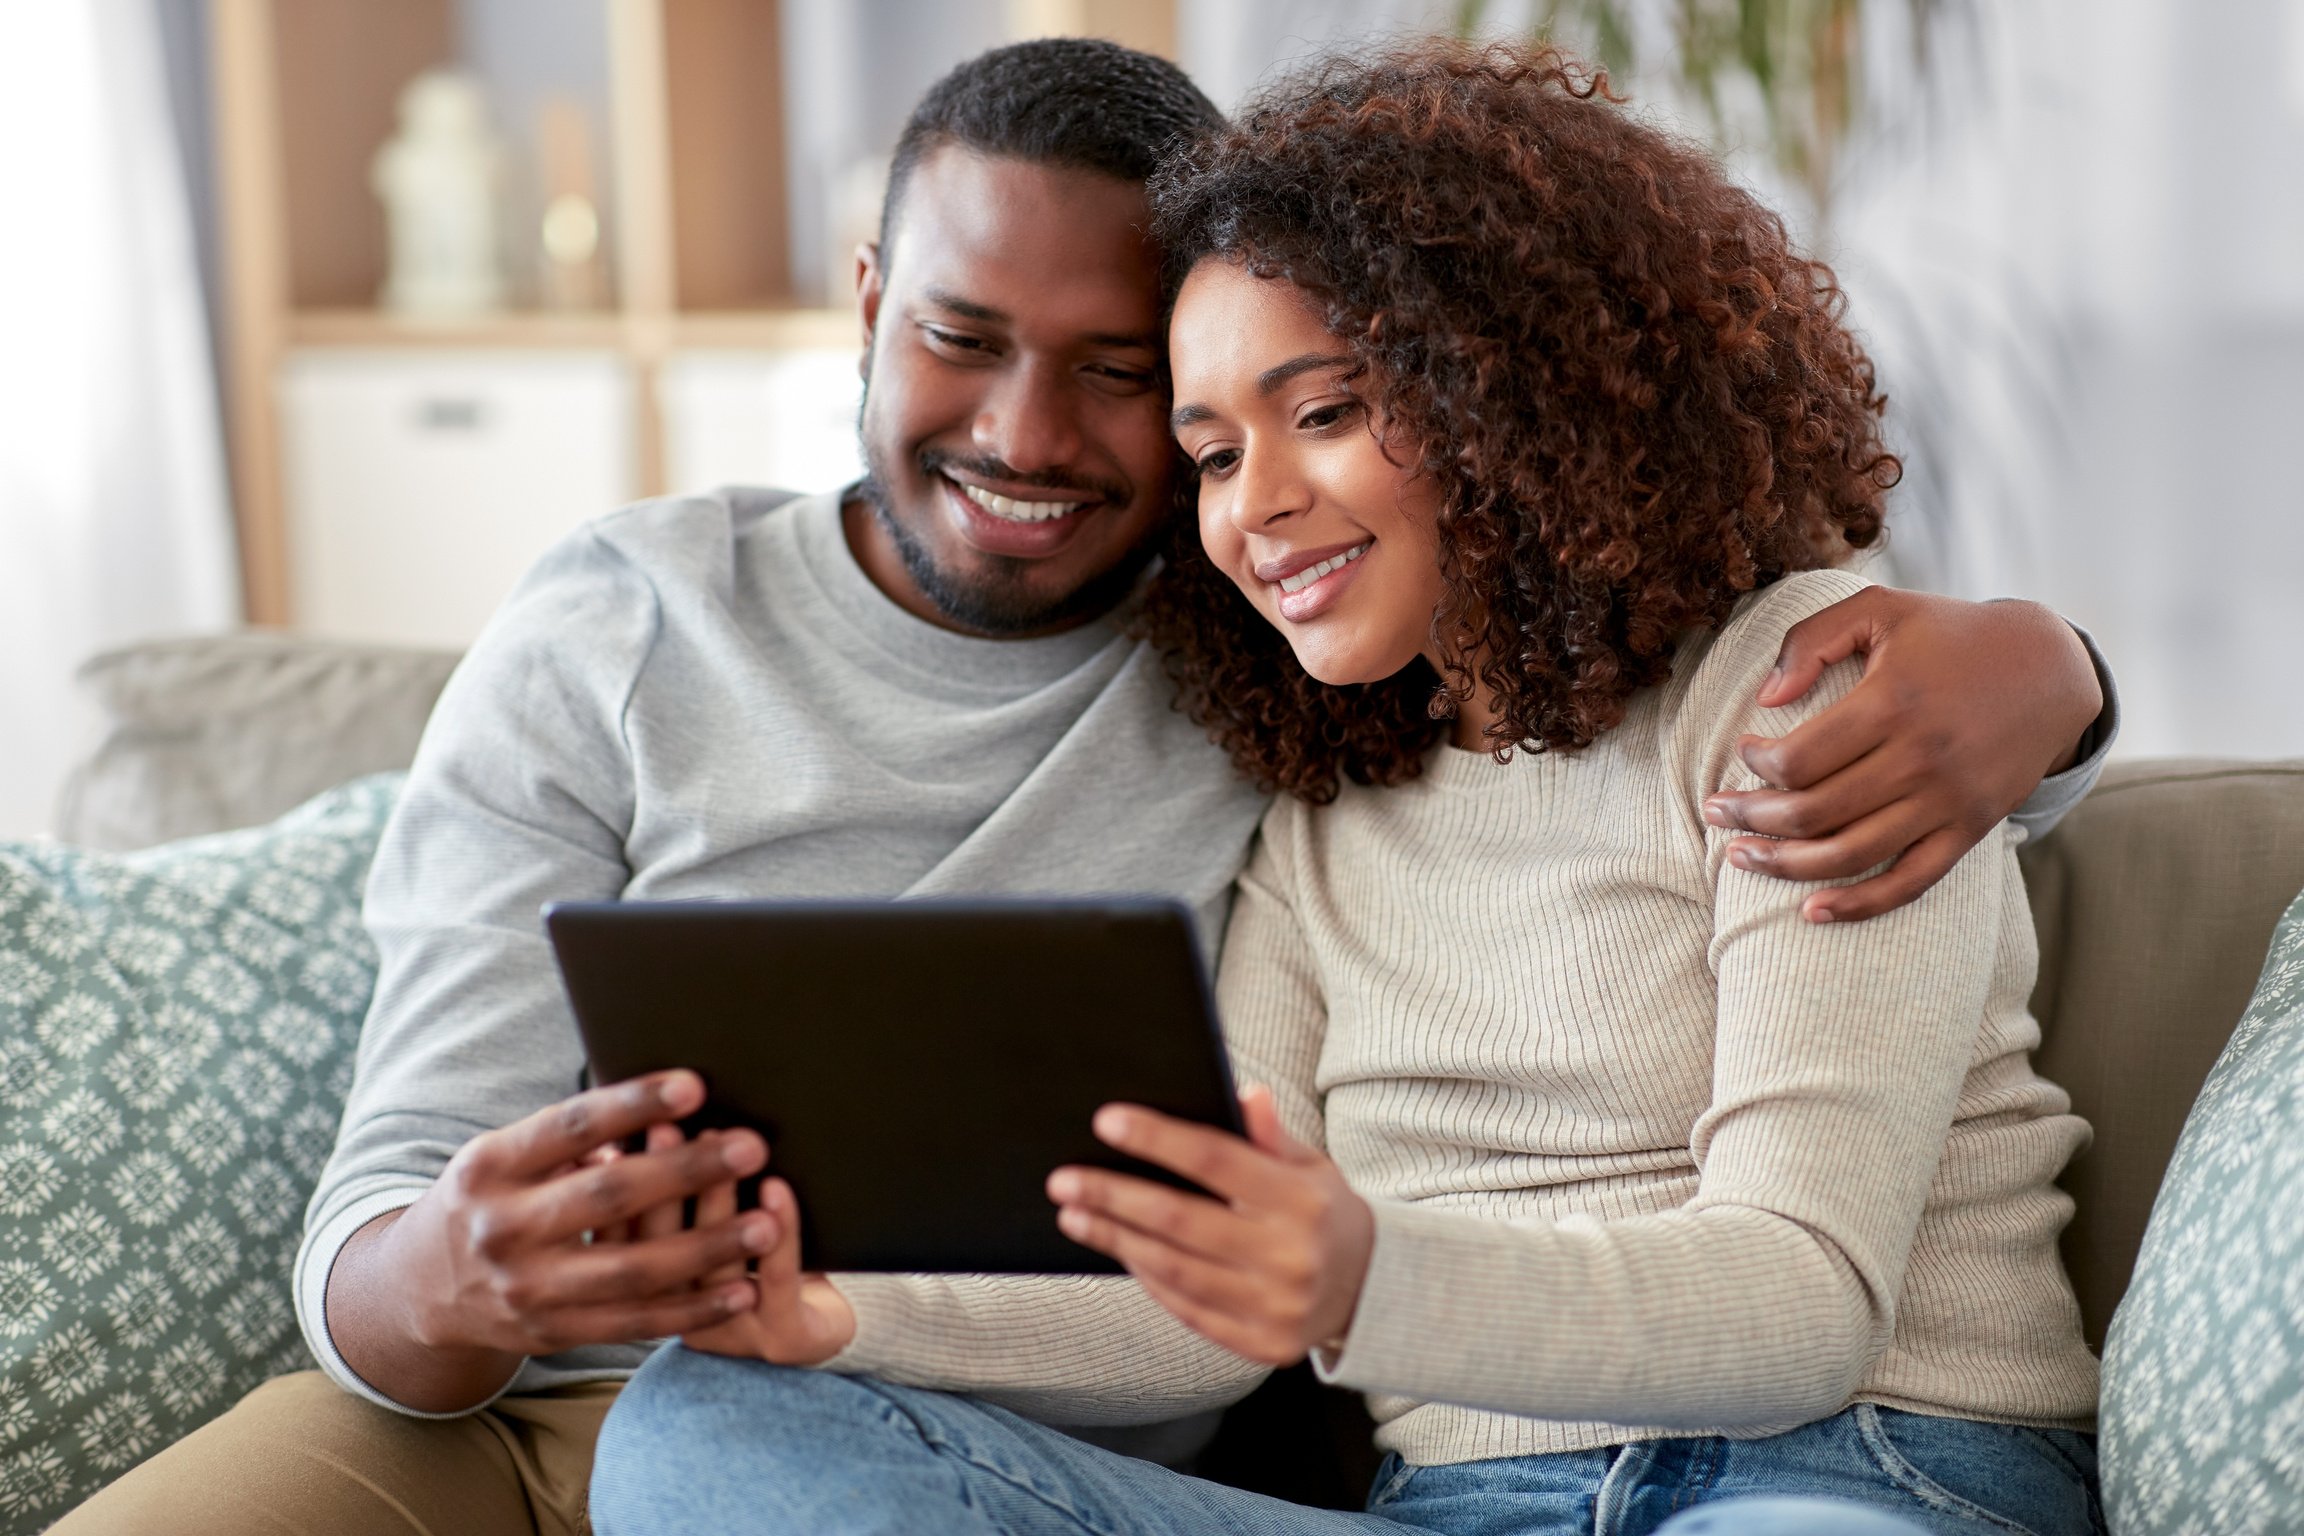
[278,350,636,648]
[659,349,865,501]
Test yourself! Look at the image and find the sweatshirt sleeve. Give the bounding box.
[1310,570,2009,1431]
[2007,619,2120,845]
[293,526,661,1415]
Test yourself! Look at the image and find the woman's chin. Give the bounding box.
[1290,641,1418,690]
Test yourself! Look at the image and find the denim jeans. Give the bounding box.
[591,1346,2102,1536]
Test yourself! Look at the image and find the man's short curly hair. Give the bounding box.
[881,38,1223,265]
[1140,40,1898,803]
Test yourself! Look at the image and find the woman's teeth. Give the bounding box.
[958,482,1085,523]
[1277,543,1370,594]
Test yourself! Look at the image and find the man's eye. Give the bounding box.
[924,327,991,354]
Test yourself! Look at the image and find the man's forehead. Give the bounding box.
[889,146,1163,335]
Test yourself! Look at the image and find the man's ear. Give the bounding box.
[856,241,884,382]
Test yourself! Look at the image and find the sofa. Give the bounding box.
[25,633,2304,1524]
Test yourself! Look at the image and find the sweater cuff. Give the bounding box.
[295,1186,518,1419]
[1312,1199,1522,1395]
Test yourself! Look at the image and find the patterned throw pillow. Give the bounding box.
[0,776,401,1532]
[2101,885,2304,1534]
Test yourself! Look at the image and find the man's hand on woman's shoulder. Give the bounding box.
[1701,587,2103,924]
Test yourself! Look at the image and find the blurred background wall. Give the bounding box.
[1,0,2298,837]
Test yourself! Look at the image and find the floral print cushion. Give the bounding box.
[2101,885,2304,1532]
[0,776,400,1532]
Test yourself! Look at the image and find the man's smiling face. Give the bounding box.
[848,146,1177,637]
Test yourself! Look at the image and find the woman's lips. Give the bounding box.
[1271,541,1371,623]
[938,473,1098,558]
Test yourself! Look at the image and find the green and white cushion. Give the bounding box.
[2101,886,2304,1532]
[0,776,400,1531]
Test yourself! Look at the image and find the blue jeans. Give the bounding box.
[591,1346,2102,1536]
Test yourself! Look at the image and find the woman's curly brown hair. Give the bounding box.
[1138,39,1897,803]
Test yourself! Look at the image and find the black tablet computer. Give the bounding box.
[544,898,1244,1275]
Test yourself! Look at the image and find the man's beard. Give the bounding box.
[856,437,1168,637]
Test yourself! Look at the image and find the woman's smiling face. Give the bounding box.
[1168,259,1448,687]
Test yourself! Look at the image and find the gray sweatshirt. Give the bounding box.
[294,485,2117,1431]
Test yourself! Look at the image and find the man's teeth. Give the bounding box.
[958,482,1085,522]
[1277,543,1370,595]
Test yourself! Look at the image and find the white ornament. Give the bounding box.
[372,70,506,316]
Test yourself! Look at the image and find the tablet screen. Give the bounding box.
[547,898,1244,1273]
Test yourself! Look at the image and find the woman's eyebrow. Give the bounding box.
[1171,352,1355,432]
[1256,352,1354,395]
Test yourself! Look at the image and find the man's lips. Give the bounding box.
[935,472,1102,558]
[938,470,1101,524]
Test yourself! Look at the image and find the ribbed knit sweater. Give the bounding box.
[1217,569,2100,1466]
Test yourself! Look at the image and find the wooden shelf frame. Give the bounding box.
[211,0,1175,627]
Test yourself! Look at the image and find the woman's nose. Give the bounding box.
[1227,443,1311,533]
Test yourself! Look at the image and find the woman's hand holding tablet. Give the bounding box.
[675,1158,857,1366]
[1045,1084,1376,1367]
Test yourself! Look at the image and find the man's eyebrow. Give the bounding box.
[1257,352,1354,395]
[920,287,1006,323]
[916,289,1155,352]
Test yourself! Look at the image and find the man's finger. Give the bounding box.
[475,1072,707,1183]
[635,1123,689,1244]
[1090,1105,1296,1208]
[1755,588,1888,708]
[515,1127,766,1244]
[1722,798,1940,886]
[1736,680,1899,791]
[1702,742,1918,842]
[1047,1166,1257,1264]
[519,1210,779,1310]
[1802,826,1975,923]
[536,1284,758,1354]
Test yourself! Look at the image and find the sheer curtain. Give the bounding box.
[0,0,238,838]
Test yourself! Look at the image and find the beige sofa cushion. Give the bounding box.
[54,633,459,851]
[2021,758,2304,1348]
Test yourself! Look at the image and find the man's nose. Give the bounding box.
[972,360,1085,475]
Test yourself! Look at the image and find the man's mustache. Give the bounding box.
[918,450,1130,509]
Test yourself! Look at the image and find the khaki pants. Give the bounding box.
[51,1371,617,1536]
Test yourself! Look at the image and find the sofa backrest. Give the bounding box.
[57,638,2304,1348]
[2019,758,2304,1348]
[54,633,459,850]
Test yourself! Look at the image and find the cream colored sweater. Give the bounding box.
[1216,569,2099,1465]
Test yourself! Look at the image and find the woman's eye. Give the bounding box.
[1298,400,1361,432]
[1194,447,1241,477]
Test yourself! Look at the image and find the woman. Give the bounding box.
[1045,39,2104,1535]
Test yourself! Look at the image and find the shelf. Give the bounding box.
[672,310,857,350]
[289,310,629,349]
[285,307,857,353]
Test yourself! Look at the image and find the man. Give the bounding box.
[61,38,2112,1536]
